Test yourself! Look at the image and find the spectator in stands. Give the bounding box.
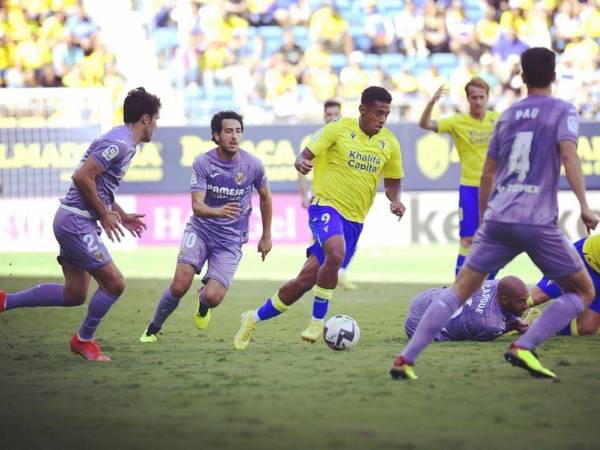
[363,1,396,55]
[394,0,427,56]
[423,1,450,54]
[309,0,353,55]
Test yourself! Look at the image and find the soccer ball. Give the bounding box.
[323,315,360,351]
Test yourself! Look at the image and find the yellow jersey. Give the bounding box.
[437,111,499,187]
[583,234,600,274]
[307,117,404,223]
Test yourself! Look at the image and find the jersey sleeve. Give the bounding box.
[253,160,268,190]
[190,157,208,192]
[556,104,579,144]
[306,120,338,157]
[436,115,455,134]
[90,140,128,171]
[382,137,404,179]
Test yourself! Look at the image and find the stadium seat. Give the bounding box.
[329,53,348,74]
[380,53,405,75]
[362,53,381,70]
[292,26,311,48]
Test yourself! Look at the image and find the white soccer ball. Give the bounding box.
[323,315,360,351]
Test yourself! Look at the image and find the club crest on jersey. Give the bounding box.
[379,140,386,150]
[235,171,246,185]
[95,252,104,262]
[102,145,119,161]
[350,131,356,139]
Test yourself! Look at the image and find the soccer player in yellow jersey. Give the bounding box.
[234,86,405,349]
[528,233,600,336]
[419,77,500,277]
[298,99,358,290]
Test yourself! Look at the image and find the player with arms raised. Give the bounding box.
[233,86,405,350]
[0,87,161,361]
[140,111,272,342]
[419,78,499,277]
[390,47,598,380]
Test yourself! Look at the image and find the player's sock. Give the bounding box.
[5,284,66,310]
[255,292,288,321]
[312,285,334,321]
[454,246,469,276]
[198,288,210,317]
[401,288,461,364]
[557,318,579,336]
[150,287,181,329]
[516,292,584,349]
[78,288,119,341]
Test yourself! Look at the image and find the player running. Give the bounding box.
[405,276,529,342]
[528,233,600,336]
[140,111,272,342]
[299,99,358,291]
[390,47,598,380]
[0,87,161,361]
[419,78,499,277]
[233,86,405,350]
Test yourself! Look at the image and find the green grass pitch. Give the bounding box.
[1,246,599,450]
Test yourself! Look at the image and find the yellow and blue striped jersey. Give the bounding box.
[307,117,404,223]
[437,111,499,186]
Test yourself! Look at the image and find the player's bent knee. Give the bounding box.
[203,290,225,307]
[105,277,126,297]
[324,250,345,269]
[64,292,87,306]
[169,282,190,299]
[578,323,599,335]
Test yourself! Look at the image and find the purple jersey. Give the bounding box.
[441,281,520,341]
[61,125,137,218]
[190,148,267,244]
[485,96,579,226]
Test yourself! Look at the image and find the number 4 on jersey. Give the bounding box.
[508,131,533,182]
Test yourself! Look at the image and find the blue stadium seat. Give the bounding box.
[430,53,458,69]
[292,26,311,48]
[379,53,405,74]
[260,26,284,56]
[329,53,348,74]
[362,53,380,70]
[465,6,484,22]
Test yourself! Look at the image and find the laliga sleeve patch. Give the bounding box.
[191,170,198,185]
[567,116,578,134]
[102,145,119,161]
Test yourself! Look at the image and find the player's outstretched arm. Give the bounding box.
[72,157,124,242]
[561,140,599,234]
[257,184,273,261]
[384,178,406,221]
[191,191,240,219]
[112,201,147,238]
[418,85,446,131]
[478,156,497,223]
[295,148,315,175]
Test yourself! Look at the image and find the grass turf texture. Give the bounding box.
[1,247,599,450]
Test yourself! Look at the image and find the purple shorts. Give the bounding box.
[177,222,242,289]
[404,288,447,341]
[466,220,583,279]
[53,207,112,270]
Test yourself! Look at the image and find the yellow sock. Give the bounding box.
[271,292,289,312]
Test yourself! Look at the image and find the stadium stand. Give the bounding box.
[0,0,599,124]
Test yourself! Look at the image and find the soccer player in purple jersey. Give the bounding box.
[405,276,529,342]
[390,47,599,380]
[139,111,272,343]
[0,87,161,361]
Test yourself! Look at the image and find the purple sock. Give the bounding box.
[401,288,462,364]
[150,288,181,328]
[78,288,119,340]
[516,292,585,350]
[5,284,65,310]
